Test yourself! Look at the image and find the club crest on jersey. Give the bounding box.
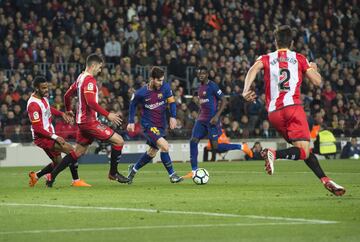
[157,93,163,99]
[33,112,39,120]
[87,83,94,91]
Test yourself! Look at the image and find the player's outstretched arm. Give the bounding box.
[242,60,263,102]
[305,62,322,87]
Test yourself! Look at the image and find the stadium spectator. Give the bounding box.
[0,0,358,141]
[341,137,360,159]
[245,141,263,161]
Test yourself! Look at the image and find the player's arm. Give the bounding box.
[50,106,74,124]
[165,86,177,129]
[210,84,226,125]
[84,78,122,126]
[127,91,141,132]
[64,82,77,112]
[305,62,322,87]
[28,103,65,145]
[50,106,63,117]
[242,59,264,102]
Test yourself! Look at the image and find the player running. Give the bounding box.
[183,66,253,178]
[126,66,183,184]
[242,25,345,196]
[46,54,128,187]
[27,76,91,187]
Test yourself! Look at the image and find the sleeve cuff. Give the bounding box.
[51,134,59,140]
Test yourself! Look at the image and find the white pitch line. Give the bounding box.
[0,203,337,224]
[0,222,325,235]
[126,170,360,175]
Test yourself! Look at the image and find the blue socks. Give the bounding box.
[190,140,198,171]
[217,144,242,152]
[160,152,174,175]
[134,152,153,171]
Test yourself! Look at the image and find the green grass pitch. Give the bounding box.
[0,160,359,242]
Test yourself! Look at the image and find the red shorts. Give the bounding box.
[34,137,60,160]
[77,121,115,145]
[268,105,310,143]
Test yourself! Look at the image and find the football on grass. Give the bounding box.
[192,168,209,185]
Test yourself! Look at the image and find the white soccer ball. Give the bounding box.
[192,168,209,185]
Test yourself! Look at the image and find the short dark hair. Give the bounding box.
[150,66,165,79]
[197,66,208,73]
[86,53,104,67]
[274,25,293,48]
[33,76,47,88]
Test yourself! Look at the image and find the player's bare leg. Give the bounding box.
[157,138,183,183]
[53,142,91,187]
[262,140,345,196]
[29,161,58,187]
[46,142,90,187]
[107,133,128,184]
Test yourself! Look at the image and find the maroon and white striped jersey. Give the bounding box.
[258,49,311,112]
[27,95,55,139]
[64,72,109,124]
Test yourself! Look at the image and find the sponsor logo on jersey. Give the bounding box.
[217,90,222,95]
[105,130,110,135]
[199,98,209,104]
[145,101,165,109]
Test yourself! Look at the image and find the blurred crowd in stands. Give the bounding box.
[0,0,359,143]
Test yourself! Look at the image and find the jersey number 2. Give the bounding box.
[278,69,290,91]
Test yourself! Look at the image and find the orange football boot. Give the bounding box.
[71,179,92,187]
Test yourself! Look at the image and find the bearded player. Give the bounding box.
[242,25,345,196]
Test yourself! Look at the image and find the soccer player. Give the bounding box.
[46,53,129,187]
[184,66,253,178]
[126,66,183,184]
[242,25,345,196]
[27,76,90,187]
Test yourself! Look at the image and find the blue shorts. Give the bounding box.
[143,127,165,149]
[191,121,222,141]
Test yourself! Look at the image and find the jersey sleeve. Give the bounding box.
[83,77,110,117]
[27,102,42,124]
[164,83,175,103]
[50,106,63,117]
[27,102,52,138]
[211,82,224,100]
[297,54,311,73]
[64,82,77,111]
[128,89,142,123]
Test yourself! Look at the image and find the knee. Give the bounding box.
[190,137,199,144]
[160,142,169,152]
[74,149,85,158]
[147,147,158,157]
[64,144,74,154]
[304,149,310,159]
[114,137,124,147]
